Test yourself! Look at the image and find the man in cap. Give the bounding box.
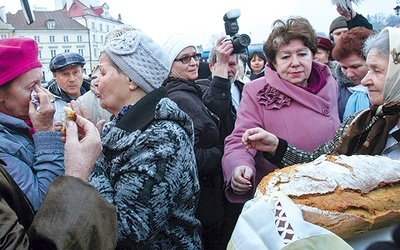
[329,16,349,44]
[47,52,91,121]
[329,2,373,45]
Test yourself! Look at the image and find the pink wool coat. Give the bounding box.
[222,61,341,203]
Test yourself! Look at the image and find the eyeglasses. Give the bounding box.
[174,53,201,64]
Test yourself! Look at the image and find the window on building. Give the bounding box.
[100,35,104,44]
[63,36,69,42]
[34,36,40,42]
[106,25,109,32]
[94,48,98,59]
[49,36,55,43]
[51,50,57,58]
[92,34,96,42]
[39,50,42,59]
[99,23,103,31]
[0,34,7,39]
[78,49,84,56]
[47,20,56,29]
[64,49,70,53]
[77,35,83,42]
[92,22,95,29]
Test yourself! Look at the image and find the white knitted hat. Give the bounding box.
[104,30,170,93]
[163,34,197,69]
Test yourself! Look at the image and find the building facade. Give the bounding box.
[0,0,122,83]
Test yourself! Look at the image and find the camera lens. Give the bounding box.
[236,34,251,47]
[232,34,251,54]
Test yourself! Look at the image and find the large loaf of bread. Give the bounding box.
[255,154,400,239]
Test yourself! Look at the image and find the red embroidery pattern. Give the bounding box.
[272,200,296,244]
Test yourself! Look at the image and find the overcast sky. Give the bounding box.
[1,0,397,48]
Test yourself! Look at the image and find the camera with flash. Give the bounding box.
[223,9,251,54]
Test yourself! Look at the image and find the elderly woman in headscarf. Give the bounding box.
[87,30,202,249]
[242,26,400,165]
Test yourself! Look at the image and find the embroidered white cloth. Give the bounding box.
[227,191,353,250]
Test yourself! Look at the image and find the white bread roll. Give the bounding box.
[255,154,400,239]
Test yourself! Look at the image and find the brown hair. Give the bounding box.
[331,27,375,62]
[263,17,318,67]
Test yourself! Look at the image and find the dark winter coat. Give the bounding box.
[163,76,231,249]
[196,78,244,144]
[89,87,202,249]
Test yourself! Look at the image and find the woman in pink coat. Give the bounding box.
[222,17,341,204]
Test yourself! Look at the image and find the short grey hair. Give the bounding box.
[208,46,217,63]
[362,30,389,59]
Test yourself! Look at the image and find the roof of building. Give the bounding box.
[6,10,87,30]
[0,20,12,29]
[60,0,121,23]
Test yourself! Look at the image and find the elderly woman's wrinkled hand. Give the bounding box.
[29,84,55,132]
[63,115,102,181]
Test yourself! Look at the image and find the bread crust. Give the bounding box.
[256,155,400,238]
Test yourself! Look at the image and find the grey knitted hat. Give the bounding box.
[103,30,170,93]
[329,16,347,34]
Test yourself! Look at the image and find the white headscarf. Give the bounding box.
[382,27,400,104]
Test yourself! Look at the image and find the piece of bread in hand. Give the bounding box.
[255,154,400,239]
[61,106,77,136]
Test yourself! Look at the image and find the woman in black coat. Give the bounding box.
[163,34,233,250]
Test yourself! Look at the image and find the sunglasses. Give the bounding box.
[174,53,201,64]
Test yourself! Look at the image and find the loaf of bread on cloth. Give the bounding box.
[255,154,400,239]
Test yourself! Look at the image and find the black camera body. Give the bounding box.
[223,9,251,54]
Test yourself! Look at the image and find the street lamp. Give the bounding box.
[395,1,400,16]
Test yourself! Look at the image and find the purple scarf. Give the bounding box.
[299,65,326,94]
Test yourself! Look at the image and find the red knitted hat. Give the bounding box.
[0,37,42,86]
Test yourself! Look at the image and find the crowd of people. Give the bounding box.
[1,1,400,249]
